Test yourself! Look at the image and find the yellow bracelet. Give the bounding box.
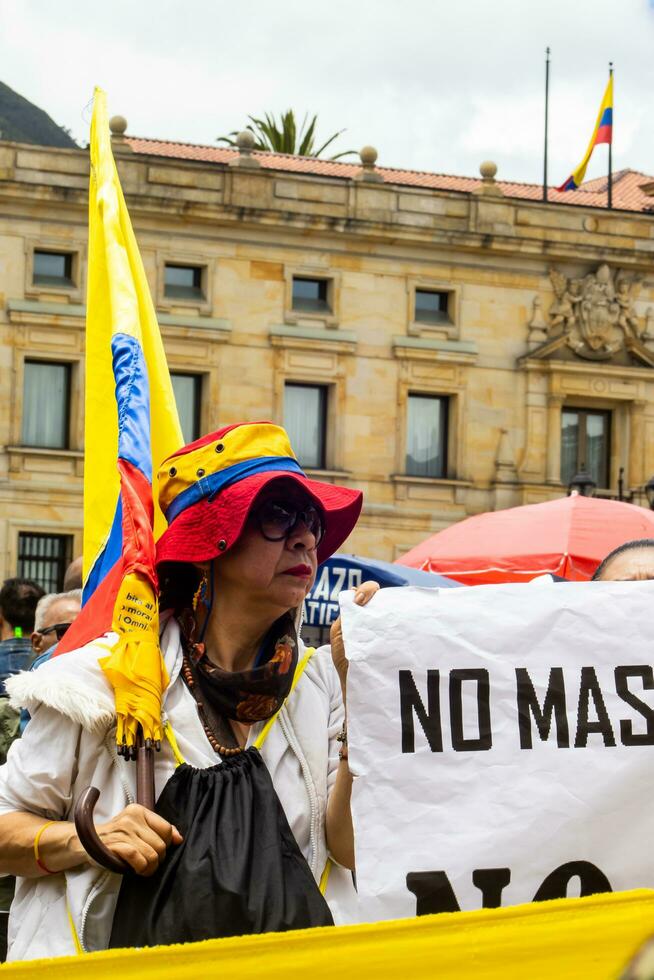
[33,820,57,875]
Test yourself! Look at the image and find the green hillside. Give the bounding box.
[0,81,77,148]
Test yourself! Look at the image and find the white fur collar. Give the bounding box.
[4,616,184,734]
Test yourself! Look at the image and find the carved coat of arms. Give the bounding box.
[548,264,642,360]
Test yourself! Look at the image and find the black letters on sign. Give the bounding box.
[406,871,460,915]
[515,667,569,749]
[449,668,492,751]
[406,868,512,915]
[574,666,616,748]
[615,666,654,745]
[532,861,612,901]
[472,868,511,908]
[399,670,442,754]
[406,863,611,915]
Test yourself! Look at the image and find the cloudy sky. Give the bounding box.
[1,0,652,186]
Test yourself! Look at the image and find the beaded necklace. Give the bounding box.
[181,654,244,757]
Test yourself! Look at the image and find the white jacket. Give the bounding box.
[0,615,356,961]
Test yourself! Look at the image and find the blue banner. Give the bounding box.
[303,554,458,628]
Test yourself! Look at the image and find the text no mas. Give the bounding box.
[399,666,654,752]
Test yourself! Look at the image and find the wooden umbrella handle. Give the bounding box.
[73,734,156,874]
[73,786,130,875]
[137,738,155,811]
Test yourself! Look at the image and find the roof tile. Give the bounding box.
[125,136,654,214]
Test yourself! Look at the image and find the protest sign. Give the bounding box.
[341,581,654,923]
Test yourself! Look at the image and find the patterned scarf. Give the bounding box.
[178,609,299,725]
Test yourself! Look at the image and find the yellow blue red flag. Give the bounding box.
[557,75,613,192]
[56,88,183,747]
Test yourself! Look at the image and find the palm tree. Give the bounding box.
[217,110,355,160]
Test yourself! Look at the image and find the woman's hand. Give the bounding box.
[330,580,380,696]
[95,804,183,876]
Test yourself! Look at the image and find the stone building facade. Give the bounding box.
[2,123,654,588]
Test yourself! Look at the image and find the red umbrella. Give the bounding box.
[396,494,654,584]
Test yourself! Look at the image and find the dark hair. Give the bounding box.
[158,562,201,614]
[0,578,46,632]
[592,538,654,581]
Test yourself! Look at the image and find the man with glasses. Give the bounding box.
[14,589,83,744]
[0,587,80,960]
[31,590,81,657]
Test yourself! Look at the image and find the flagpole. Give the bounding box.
[543,47,550,202]
[608,62,613,209]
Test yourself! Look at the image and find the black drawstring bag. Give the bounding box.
[108,748,333,948]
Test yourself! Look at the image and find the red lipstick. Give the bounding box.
[284,564,312,578]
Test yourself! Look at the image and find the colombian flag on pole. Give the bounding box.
[57,89,183,750]
[557,75,613,191]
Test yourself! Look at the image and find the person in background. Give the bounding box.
[30,591,82,658]
[0,579,44,693]
[19,591,83,738]
[592,539,654,582]
[62,558,83,593]
[0,577,44,960]
[0,583,81,960]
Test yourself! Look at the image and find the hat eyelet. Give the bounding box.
[169,466,177,477]
[215,443,225,453]
[197,468,205,477]
[218,539,227,552]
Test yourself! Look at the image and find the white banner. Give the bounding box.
[341,581,654,923]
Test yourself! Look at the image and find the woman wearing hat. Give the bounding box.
[0,421,367,960]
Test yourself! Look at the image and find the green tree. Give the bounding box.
[217,110,355,160]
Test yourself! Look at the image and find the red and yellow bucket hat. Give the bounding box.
[155,421,362,567]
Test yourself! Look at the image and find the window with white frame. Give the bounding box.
[406,394,448,478]
[171,373,202,444]
[284,383,327,469]
[22,361,71,449]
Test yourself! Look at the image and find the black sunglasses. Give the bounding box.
[254,500,325,546]
[39,622,72,641]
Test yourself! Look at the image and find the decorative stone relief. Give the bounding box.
[540,264,644,361]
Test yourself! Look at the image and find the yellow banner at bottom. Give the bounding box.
[4,890,654,979]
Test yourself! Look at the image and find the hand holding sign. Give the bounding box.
[329,581,380,697]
